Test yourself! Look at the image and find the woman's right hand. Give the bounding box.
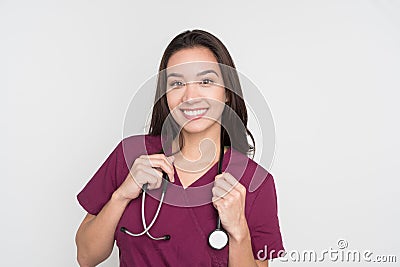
[114,154,175,202]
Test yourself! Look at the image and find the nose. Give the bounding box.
[182,81,200,102]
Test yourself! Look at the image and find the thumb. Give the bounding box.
[167,155,175,164]
[215,173,224,180]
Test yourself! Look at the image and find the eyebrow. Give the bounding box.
[166,72,184,79]
[166,69,219,79]
[196,69,219,77]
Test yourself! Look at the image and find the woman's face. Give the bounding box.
[165,47,226,135]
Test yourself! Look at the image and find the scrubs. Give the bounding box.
[77,134,285,266]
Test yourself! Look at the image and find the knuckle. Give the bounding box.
[212,187,217,195]
[227,197,235,205]
[240,186,246,194]
[135,162,143,169]
[152,168,162,176]
[150,175,158,183]
[160,163,169,172]
[136,169,144,177]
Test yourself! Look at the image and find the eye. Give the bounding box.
[200,79,214,86]
[169,80,184,88]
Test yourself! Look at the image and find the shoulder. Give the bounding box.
[118,134,162,163]
[121,134,162,152]
[226,147,273,194]
[226,149,282,226]
[110,134,162,186]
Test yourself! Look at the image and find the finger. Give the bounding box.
[145,172,162,190]
[215,172,240,194]
[166,155,175,182]
[141,156,174,182]
[212,186,229,199]
[141,154,173,169]
[212,196,223,209]
[150,155,175,182]
[139,167,164,190]
[136,163,170,189]
[148,175,163,190]
[221,172,239,187]
[220,172,245,194]
[214,177,235,193]
[133,167,159,189]
[145,153,175,166]
[142,166,163,180]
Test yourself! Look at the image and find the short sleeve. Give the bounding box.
[248,173,285,260]
[77,141,123,215]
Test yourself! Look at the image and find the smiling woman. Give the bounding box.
[75,29,285,267]
[166,53,226,138]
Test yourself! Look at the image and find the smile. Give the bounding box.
[181,108,208,120]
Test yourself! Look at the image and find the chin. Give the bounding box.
[180,120,218,134]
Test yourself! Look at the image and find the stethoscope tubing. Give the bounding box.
[207,128,229,250]
[120,173,169,240]
[121,126,228,249]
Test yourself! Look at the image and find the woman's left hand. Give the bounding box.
[212,172,249,242]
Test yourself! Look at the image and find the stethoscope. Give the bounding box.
[120,130,229,250]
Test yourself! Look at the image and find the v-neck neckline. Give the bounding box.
[173,147,231,190]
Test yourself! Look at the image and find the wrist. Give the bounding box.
[111,190,132,206]
[229,219,251,244]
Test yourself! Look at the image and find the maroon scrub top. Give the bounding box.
[77,134,285,266]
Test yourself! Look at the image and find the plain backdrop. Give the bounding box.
[1,0,399,266]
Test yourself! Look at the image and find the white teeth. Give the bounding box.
[182,109,207,116]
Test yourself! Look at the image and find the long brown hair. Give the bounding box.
[148,29,255,158]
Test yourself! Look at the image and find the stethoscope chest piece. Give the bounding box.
[208,228,229,250]
[207,128,229,250]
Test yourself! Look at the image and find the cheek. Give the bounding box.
[209,89,226,104]
[215,86,226,100]
[166,92,183,124]
[166,92,178,110]
[220,89,226,102]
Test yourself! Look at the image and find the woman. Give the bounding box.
[76,29,284,266]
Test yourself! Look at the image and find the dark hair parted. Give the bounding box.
[148,29,255,158]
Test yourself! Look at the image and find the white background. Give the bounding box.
[1,0,399,266]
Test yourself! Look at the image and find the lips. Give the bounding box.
[180,108,208,120]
